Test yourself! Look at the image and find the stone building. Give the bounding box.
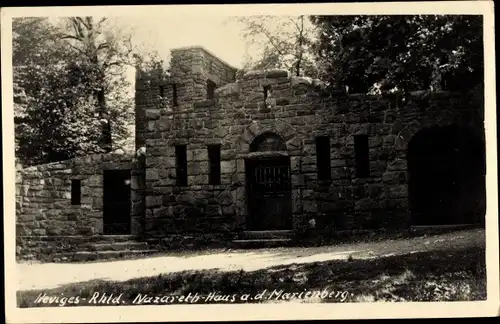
[16,46,486,259]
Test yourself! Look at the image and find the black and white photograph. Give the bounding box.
[2,2,498,322]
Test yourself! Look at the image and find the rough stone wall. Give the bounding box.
[135,46,237,151]
[138,61,484,236]
[169,46,237,103]
[16,152,144,258]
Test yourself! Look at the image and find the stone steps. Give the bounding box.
[86,235,142,243]
[87,241,150,252]
[52,249,159,262]
[232,238,293,249]
[231,230,295,248]
[38,235,161,262]
[410,224,481,235]
[238,230,294,240]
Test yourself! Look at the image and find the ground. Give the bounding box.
[17,229,486,306]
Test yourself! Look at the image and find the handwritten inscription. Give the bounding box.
[32,289,352,306]
[131,289,351,304]
[33,292,124,306]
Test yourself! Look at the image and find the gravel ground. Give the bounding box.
[17,228,485,291]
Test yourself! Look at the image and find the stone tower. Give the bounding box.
[135,46,238,152]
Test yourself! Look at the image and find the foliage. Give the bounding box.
[13,17,138,166]
[310,15,483,94]
[58,17,136,153]
[233,16,320,78]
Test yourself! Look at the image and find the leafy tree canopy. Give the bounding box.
[13,17,152,166]
[310,15,483,94]
[232,16,320,78]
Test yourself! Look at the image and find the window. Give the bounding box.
[159,85,165,98]
[316,136,331,181]
[208,144,221,185]
[71,179,81,205]
[263,85,272,100]
[354,135,370,177]
[207,80,217,99]
[175,145,188,186]
[172,83,178,106]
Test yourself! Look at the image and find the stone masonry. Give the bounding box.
[136,46,486,237]
[16,46,486,259]
[16,152,144,259]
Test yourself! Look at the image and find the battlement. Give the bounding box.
[135,46,239,150]
[135,46,484,154]
[170,46,238,73]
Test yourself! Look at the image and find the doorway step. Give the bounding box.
[50,235,159,262]
[232,230,294,248]
[409,224,483,236]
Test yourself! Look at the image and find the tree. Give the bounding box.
[58,17,135,152]
[310,15,483,94]
[13,17,137,166]
[233,15,320,77]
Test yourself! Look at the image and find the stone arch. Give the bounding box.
[395,120,484,155]
[237,120,298,155]
[244,130,293,230]
[407,124,486,226]
[250,132,287,152]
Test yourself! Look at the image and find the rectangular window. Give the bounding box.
[159,85,165,98]
[172,83,178,106]
[175,145,188,186]
[207,80,217,99]
[263,85,272,100]
[208,145,221,185]
[354,135,370,177]
[316,136,331,181]
[71,179,81,205]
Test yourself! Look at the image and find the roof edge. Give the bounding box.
[170,46,239,71]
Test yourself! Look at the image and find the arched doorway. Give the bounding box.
[407,125,486,226]
[245,132,293,230]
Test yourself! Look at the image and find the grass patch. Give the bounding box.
[17,246,486,307]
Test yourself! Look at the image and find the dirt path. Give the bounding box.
[17,229,485,291]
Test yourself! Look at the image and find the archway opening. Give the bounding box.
[246,132,292,230]
[407,125,486,226]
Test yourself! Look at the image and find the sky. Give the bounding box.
[48,14,316,96]
[112,16,249,69]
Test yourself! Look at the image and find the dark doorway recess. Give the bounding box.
[246,132,292,230]
[103,170,132,235]
[246,156,293,230]
[407,125,486,226]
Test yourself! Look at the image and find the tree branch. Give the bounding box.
[60,34,83,41]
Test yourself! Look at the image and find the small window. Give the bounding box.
[159,85,165,98]
[207,80,217,99]
[71,179,81,205]
[354,135,370,177]
[316,136,331,181]
[208,144,221,185]
[263,85,272,100]
[172,83,178,106]
[175,145,188,186]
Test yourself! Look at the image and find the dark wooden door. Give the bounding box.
[246,156,292,230]
[103,170,131,235]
